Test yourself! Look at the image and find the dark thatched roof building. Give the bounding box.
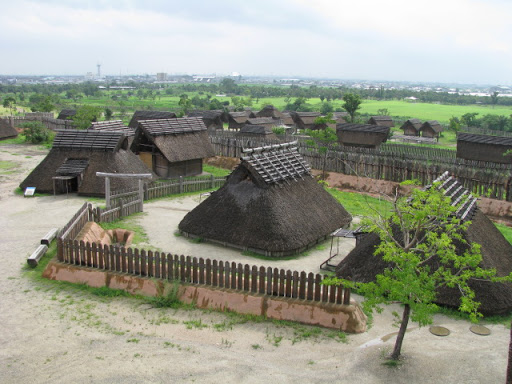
[236,125,279,140]
[333,112,349,124]
[291,112,321,130]
[0,118,18,140]
[336,173,512,315]
[457,133,512,164]
[336,123,390,148]
[227,112,249,130]
[246,117,277,131]
[281,112,296,127]
[256,105,284,119]
[89,120,135,146]
[179,142,352,257]
[400,119,422,136]
[130,117,215,179]
[368,115,394,128]
[57,109,77,120]
[20,130,153,197]
[128,111,177,129]
[420,120,443,139]
[188,110,224,131]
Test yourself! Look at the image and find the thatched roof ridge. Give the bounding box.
[89,120,135,136]
[336,123,389,148]
[238,125,274,135]
[247,117,275,125]
[52,130,127,152]
[458,133,512,146]
[401,119,423,133]
[128,111,176,129]
[138,117,207,136]
[256,105,283,119]
[57,109,76,120]
[368,116,394,127]
[178,146,352,256]
[0,118,18,140]
[241,141,311,185]
[336,123,390,134]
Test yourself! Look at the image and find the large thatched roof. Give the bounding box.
[421,120,443,133]
[336,123,389,148]
[401,119,422,135]
[187,110,224,130]
[130,117,215,163]
[336,174,512,315]
[89,120,135,136]
[0,118,18,140]
[179,142,352,257]
[20,130,154,196]
[128,111,177,129]
[368,115,394,128]
[256,105,283,119]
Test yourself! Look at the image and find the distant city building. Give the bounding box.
[156,72,167,81]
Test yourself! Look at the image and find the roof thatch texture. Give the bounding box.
[336,123,389,148]
[400,119,422,136]
[0,118,18,140]
[456,133,512,163]
[281,112,296,126]
[228,112,249,129]
[179,142,352,256]
[368,115,394,128]
[247,117,276,126]
[128,111,177,129]
[20,130,154,196]
[89,120,135,136]
[187,110,224,130]
[236,125,279,140]
[57,109,76,120]
[333,112,349,123]
[291,112,321,130]
[336,175,512,315]
[131,117,215,163]
[256,105,284,119]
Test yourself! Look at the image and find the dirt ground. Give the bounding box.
[0,143,509,384]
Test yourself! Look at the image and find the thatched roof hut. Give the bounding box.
[291,112,321,130]
[368,115,394,128]
[179,142,352,257]
[227,112,249,130]
[187,110,224,131]
[336,123,389,148]
[246,117,276,131]
[400,119,422,136]
[333,112,349,124]
[128,111,177,129]
[130,117,215,179]
[281,112,296,127]
[457,133,512,164]
[336,174,512,315]
[256,105,284,119]
[57,109,76,120]
[420,120,443,139]
[89,120,135,146]
[236,125,279,140]
[20,130,153,196]
[0,118,18,140]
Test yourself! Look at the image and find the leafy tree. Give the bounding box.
[324,185,511,361]
[490,91,499,108]
[104,108,113,120]
[342,93,362,122]
[21,121,54,144]
[460,112,479,127]
[31,95,55,113]
[306,113,337,179]
[178,95,192,115]
[71,105,102,130]
[377,108,389,116]
[448,116,461,133]
[320,102,334,115]
[220,78,238,94]
[3,96,16,115]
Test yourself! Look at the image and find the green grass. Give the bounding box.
[327,187,392,218]
[0,160,17,174]
[203,164,231,177]
[496,223,512,245]
[97,213,149,245]
[0,135,26,145]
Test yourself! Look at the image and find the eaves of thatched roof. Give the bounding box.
[128,110,177,129]
[89,120,135,136]
[52,130,127,152]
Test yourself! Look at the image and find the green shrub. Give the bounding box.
[21,121,54,144]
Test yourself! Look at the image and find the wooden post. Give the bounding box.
[105,177,111,209]
[179,176,184,194]
[138,178,144,212]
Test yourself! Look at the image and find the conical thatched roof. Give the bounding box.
[179,142,352,257]
[256,105,283,119]
[20,130,154,196]
[336,174,512,315]
[0,118,18,140]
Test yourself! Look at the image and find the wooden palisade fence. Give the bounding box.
[56,204,351,306]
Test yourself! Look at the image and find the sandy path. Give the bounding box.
[0,143,508,383]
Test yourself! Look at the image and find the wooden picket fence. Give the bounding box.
[5,115,75,130]
[208,134,512,201]
[57,239,350,305]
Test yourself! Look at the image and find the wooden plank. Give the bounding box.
[41,228,58,245]
[27,244,48,267]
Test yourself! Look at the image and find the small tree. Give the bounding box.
[324,185,511,361]
[342,93,362,122]
[3,96,16,116]
[306,113,337,179]
[71,105,102,130]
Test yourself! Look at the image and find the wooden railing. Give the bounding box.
[57,240,351,305]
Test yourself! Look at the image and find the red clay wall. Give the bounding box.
[42,259,367,333]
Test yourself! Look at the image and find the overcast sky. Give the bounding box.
[1,0,511,85]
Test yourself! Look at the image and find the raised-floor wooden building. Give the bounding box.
[336,123,390,148]
[457,133,512,164]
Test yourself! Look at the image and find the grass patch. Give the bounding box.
[0,135,26,145]
[202,164,231,177]
[327,188,392,218]
[496,223,512,246]
[97,213,149,245]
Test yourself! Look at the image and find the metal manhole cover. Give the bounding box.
[470,325,491,336]
[429,326,450,336]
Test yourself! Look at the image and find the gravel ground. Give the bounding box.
[0,143,509,383]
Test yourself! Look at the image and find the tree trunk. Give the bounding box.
[391,303,410,361]
[506,319,512,384]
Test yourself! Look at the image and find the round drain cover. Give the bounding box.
[470,325,491,336]
[429,326,450,336]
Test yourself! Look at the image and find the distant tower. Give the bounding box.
[97,63,101,78]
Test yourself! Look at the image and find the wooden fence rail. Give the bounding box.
[57,239,350,305]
